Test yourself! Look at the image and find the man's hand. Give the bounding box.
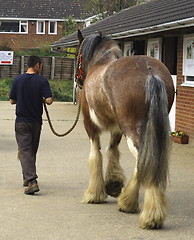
[10,99,16,104]
[43,97,53,105]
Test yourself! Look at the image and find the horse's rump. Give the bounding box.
[103,55,174,118]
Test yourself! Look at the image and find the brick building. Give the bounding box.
[0,0,88,50]
[52,0,194,142]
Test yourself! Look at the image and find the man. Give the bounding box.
[10,55,53,195]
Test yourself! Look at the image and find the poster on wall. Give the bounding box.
[183,35,194,76]
[147,38,162,60]
[0,51,14,65]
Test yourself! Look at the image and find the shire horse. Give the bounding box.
[77,30,175,229]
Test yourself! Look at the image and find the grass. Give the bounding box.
[0,78,74,102]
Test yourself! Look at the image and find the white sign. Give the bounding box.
[183,34,194,76]
[147,38,162,60]
[0,51,14,65]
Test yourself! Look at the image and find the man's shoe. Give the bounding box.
[24,180,40,195]
[23,179,29,187]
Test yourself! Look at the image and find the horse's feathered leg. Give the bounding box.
[81,93,107,203]
[105,130,125,198]
[139,185,167,229]
[118,137,140,213]
[82,136,107,203]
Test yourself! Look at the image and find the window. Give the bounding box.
[49,21,57,34]
[20,21,28,33]
[0,20,28,33]
[37,21,45,34]
[182,34,194,87]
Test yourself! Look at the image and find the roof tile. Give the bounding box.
[52,0,194,47]
[0,0,88,19]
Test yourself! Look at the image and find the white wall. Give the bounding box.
[169,75,177,131]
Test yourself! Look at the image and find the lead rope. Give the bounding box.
[43,38,86,137]
[43,93,81,137]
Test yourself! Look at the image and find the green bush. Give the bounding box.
[0,78,13,100]
[0,78,74,102]
[49,80,74,102]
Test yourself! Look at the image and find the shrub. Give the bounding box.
[0,78,74,102]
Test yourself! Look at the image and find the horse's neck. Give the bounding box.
[101,44,122,60]
[90,45,122,68]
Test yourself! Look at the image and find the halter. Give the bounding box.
[76,53,86,87]
[75,37,87,89]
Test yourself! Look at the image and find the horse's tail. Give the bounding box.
[137,75,170,190]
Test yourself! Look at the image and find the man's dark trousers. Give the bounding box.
[15,122,42,181]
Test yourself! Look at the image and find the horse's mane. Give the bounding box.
[82,32,113,63]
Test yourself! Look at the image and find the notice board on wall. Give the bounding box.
[0,51,14,65]
[183,34,194,76]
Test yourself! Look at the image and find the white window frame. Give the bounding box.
[36,21,45,34]
[0,20,28,34]
[48,21,57,35]
[124,42,133,56]
[19,20,28,33]
[182,33,194,87]
[147,38,162,60]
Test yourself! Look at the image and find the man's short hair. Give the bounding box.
[27,56,42,68]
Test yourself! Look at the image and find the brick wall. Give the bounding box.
[176,35,194,143]
[0,56,75,80]
[0,21,63,50]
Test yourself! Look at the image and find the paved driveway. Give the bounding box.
[0,101,194,240]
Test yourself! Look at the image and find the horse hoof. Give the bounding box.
[139,212,165,229]
[105,180,124,198]
[118,195,139,213]
[139,221,163,230]
[118,205,140,214]
[81,191,107,204]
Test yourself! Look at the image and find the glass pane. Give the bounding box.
[186,76,194,81]
[38,21,44,33]
[50,22,55,33]
[0,21,19,32]
[21,22,27,33]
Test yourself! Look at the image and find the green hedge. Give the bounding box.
[0,78,74,102]
[0,78,13,101]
